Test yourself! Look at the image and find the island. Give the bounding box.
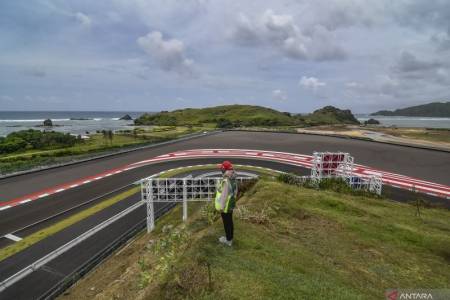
[371,101,450,117]
[119,114,133,120]
[134,104,360,127]
[43,119,53,127]
[364,118,380,125]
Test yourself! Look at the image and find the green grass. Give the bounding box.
[0,186,139,261]
[142,179,449,299]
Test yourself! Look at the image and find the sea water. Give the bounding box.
[0,111,147,137]
[0,111,449,137]
[356,115,450,129]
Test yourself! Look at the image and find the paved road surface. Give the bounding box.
[0,131,449,299]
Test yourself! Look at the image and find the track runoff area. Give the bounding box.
[1,148,449,212]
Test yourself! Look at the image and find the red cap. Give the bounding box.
[218,160,233,170]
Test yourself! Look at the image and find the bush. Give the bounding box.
[0,137,27,154]
[216,118,233,128]
[0,129,79,154]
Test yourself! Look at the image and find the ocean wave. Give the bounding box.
[0,119,71,122]
[417,118,450,121]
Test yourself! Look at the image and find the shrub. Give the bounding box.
[1,129,78,154]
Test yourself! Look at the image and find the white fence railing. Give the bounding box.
[141,177,255,232]
[311,151,382,195]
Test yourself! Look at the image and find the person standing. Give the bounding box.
[215,161,238,247]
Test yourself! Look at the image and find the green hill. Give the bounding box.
[371,101,450,117]
[134,105,297,127]
[134,105,360,127]
[304,106,360,125]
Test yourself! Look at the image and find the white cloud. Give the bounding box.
[75,12,92,28]
[272,89,287,101]
[137,31,194,75]
[231,9,346,61]
[299,76,326,89]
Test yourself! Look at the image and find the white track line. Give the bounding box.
[4,234,22,242]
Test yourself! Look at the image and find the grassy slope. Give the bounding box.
[61,179,450,300]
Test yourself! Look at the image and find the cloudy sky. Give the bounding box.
[1,0,449,113]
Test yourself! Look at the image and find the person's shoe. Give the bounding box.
[219,236,233,246]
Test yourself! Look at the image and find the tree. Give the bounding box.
[107,130,114,144]
[216,119,233,128]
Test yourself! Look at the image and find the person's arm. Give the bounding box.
[219,179,229,210]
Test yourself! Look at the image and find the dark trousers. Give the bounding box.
[221,211,234,241]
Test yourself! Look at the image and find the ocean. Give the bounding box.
[0,111,449,137]
[356,115,450,129]
[0,111,147,137]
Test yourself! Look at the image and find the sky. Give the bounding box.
[0,0,449,113]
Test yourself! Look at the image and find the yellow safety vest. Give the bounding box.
[215,178,236,213]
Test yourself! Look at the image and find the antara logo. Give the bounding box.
[386,290,434,300]
[399,294,433,300]
[387,290,398,300]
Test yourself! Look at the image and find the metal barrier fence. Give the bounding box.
[311,152,354,182]
[141,177,254,232]
[311,151,382,195]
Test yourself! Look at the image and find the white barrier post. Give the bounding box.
[182,178,188,221]
[146,180,155,232]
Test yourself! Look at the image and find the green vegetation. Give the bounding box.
[303,106,360,126]
[0,129,80,155]
[0,186,139,262]
[62,178,450,300]
[134,104,360,128]
[0,126,204,175]
[135,105,299,127]
[372,101,450,117]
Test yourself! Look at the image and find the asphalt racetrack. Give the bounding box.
[1,131,449,200]
[0,131,449,299]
